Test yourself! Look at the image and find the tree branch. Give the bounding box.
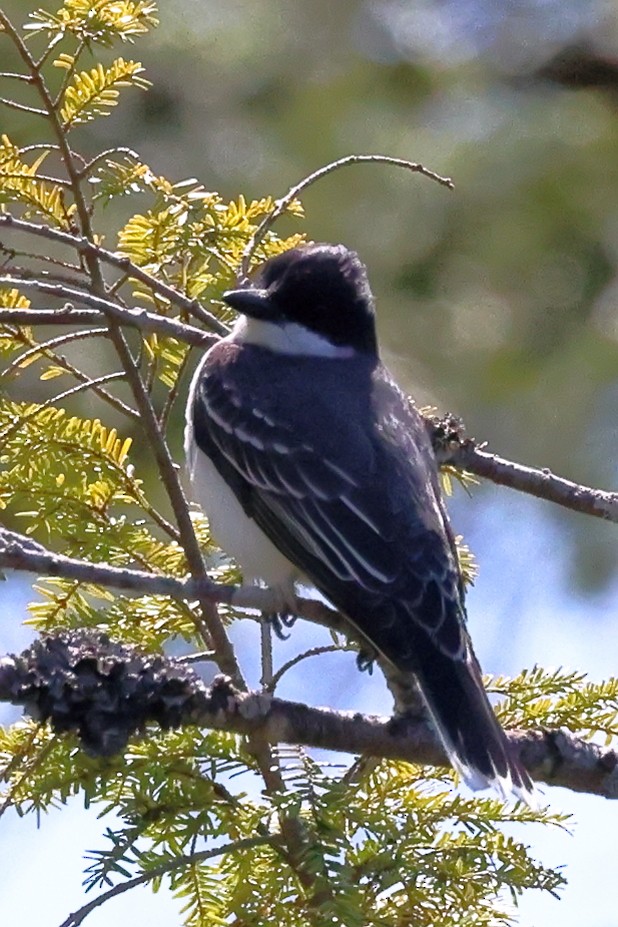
[457,444,618,522]
[0,278,216,347]
[0,214,228,333]
[57,835,279,927]
[239,154,454,279]
[431,413,618,523]
[0,526,347,632]
[1,631,616,800]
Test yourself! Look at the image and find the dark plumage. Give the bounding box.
[185,243,534,802]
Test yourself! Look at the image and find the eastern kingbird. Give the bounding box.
[185,243,534,802]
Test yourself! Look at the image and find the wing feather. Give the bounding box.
[192,345,466,664]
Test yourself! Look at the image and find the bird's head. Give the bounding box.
[222,244,378,357]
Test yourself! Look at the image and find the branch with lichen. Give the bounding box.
[429,413,618,523]
[1,631,616,800]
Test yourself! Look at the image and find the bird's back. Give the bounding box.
[190,337,534,800]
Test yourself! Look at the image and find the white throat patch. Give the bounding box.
[231,316,355,358]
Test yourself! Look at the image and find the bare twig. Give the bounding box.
[0,170,73,188]
[0,72,32,82]
[158,343,192,431]
[0,326,109,382]
[0,214,228,333]
[239,154,454,278]
[0,306,102,325]
[0,265,93,291]
[0,97,46,116]
[458,444,618,522]
[52,38,86,109]
[0,243,89,277]
[0,373,129,442]
[429,417,618,523]
[0,280,216,347]
[18,143,63,156]
[77,146,143,178]
[176,649,218,665]
[266,644,356,693]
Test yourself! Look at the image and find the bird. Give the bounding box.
[184,242,535,803]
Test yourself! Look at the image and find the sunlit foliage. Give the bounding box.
[0,4,615,926]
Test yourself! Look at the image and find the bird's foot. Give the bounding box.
[261,579,299,639]
[264,610,298,640]
[356,647,377,674]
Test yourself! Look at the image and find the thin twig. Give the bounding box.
[0,279,216,347]
[0,326,109,382]
[444,441,618,523]
[0,322,139,420]
[34,31,68,71]
[0,214,228,333]
[0,170,73,188]
[0,243,89,277]
[57,836,278,927]
[0,373,129,445]
[0,72,32,82]
[52,38,86,108]
[18,143,63,155]
[48,374,126,410]
[158,342,192,431]
[1,265,96,290]
[239,153,454,278]
[0,97,46,115]
[77,146,143,178]
[0,306,101,324]
[266,644,355,693]
[176,650,218,665]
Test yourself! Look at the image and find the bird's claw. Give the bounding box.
[263,611,298,640]
[356,648,376,674]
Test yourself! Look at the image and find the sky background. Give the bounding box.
[1,0,618,924]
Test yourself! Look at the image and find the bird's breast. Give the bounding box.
[185,357,298,587]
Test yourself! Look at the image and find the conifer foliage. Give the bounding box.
[0,4,616,926]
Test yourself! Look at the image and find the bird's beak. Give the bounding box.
[222,287,280,321]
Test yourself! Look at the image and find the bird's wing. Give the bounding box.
[191,346,466,667]
[191,345,536,800]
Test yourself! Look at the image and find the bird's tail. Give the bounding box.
[413,641,536,806]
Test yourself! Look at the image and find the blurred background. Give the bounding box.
[1,1,617,925]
